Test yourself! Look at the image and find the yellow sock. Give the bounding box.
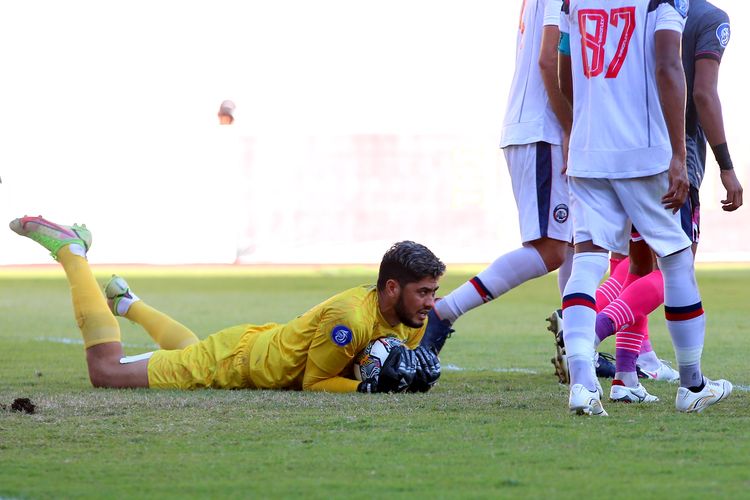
[125,302,199,350]
[58,247,121,349]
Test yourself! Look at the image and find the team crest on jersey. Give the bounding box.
[553,204,569,223]
[331,325,353,346]
[672,0,689,18]
[716,23,731,48]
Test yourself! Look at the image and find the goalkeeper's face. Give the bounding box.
[394,277,439,328]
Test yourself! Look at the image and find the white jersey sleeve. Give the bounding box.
[656,2,686,33]
[544,0,563,27]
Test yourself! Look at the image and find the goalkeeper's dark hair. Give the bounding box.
[377,241,446,291]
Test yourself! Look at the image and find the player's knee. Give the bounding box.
[530,239,568,271]
[88,365,117,388]
[85,344,125,388]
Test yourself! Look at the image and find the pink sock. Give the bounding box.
[601,270,664,332]
[620,270,642,291]
[609,256,625,276]
[596,257,629,311]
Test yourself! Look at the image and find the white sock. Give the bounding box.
[116,294,140,316]
[562,252,609,391]
[557,245,575,296]
[436,246,548,323]
[657,248,705,387]
[615,371,640,387]
[68,243,87,258]
[637,350,660,371]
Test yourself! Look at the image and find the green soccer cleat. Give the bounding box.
[9,215,92,260]
[105,275,140,316]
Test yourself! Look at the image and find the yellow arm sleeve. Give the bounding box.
[303,355,360,392]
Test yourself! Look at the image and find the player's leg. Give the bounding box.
[105,275,199,349]
[556,244,575,297]
[10,216,148,388]
[563,177,630,416]
[421,142,571,352]
[595,254,629,311]
[608,316,658,402]
[637,338,679,382]
[551,246,630,380]
[634,186,702,381]
[618,175,731,412]
[596,269,663,346]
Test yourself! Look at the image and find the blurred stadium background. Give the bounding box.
[1,0,748,265]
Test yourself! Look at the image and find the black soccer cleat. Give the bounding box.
[594,352,616,379]
[419,309,455,354]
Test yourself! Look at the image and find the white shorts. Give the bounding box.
[568,173,691,257]
[504,143,572,244]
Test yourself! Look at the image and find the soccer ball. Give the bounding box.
[353,336,404,382]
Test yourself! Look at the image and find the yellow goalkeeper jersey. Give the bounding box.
[147,285,425,392]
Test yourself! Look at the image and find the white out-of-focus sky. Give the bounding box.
[1,1,517,137]
[1,1,748,144]
[0,1,748,264]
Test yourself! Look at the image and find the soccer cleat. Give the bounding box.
[569,383,608,416]
[105,275,140,316]
[609,380,659,403]
[546,308,563,344]
[418,308,455,354]
[547,309,569,384]
[9,215,91,260]
[638,359,679,383]
[594,352,616,379]
[675,377,733,413]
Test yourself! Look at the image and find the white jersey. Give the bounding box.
[560,0,686,178]
[500,0,565,148]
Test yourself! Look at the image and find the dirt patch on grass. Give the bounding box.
[3,397,36,414]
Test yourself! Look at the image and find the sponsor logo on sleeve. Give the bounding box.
[716,23,730,48]
[673,0,689,18]
[331,325,353,346]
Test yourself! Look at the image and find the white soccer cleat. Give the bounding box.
[676,377,733,413]
[104,275,140,316]
[609,381,659,403]
[569,383,608,416]
[638,359,679,383]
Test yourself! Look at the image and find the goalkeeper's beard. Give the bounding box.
[395,293,424,329]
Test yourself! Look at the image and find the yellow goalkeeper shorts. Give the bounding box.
[147,324,259,390]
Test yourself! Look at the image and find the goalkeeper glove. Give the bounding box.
[409,345,441,392]
[357,345,416,393]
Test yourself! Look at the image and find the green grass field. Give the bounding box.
[1,266,749,498]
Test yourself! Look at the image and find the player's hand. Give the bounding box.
[719,169,743,212]
[377,345,417,393]
[662,156,689,213]
[409,345,440,392]
[356,377,380,393]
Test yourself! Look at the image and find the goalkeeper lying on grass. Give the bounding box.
[10,216,442,393]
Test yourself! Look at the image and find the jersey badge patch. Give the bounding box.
[716,23,730,48]
[553,204,569,223]
[673,0,689,18]
[331,325,353,346]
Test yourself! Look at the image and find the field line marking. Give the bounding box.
[35,336,155,349]
[444,363,539,374]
